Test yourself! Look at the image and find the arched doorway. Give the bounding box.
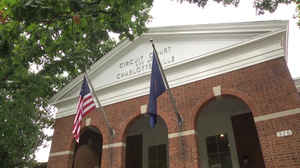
[125,115,169,168]
[73,126,103,168]
[196,95,265,168]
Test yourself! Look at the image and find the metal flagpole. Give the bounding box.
[84,71,115,137]
[84,71,115,168]
[150,40,183,128]
[151,40,187,167]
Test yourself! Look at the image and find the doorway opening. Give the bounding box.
[196,96,265,168]
[125,115,168,168]
[72,126,103,168]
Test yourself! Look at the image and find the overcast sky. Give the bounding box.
[35,0,300,163]
[149,0,300,78]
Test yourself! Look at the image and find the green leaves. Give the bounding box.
[181,0,298,21]
[180,0,239,7]
[254,0,294,14]
[0,0,153,167]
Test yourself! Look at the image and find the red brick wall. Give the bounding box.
[256,114,300,168]
[48,58,300,168]
[48,154,73,168]
[168,135,199,168]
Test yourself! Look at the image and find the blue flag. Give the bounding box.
[147,50,166,128]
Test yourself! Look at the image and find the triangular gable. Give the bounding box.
[50,20,288,118]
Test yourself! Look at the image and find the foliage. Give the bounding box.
[179,0,240,7]
[0,0,297,167]
[0,0,152,167]
[181,0,300,24]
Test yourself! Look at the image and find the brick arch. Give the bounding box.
[66,125,103,168]
[118,108,169,168]
[119,113,170,168]
[89,108,114,144]
[67,124,103,152]
[192,88,259,131]
[192,88,263,168]
[120,113,169,142]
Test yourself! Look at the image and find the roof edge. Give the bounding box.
[49,20,289,105]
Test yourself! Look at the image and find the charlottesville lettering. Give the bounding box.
[116,47,175,80]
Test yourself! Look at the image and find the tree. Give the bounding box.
[0,0,297,167]
[0,0,152,167]
[181,0,299,23]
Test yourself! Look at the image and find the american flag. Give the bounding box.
[72,76,96,143]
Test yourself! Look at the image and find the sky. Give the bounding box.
[35,0,300,163]
[149,0,300,78]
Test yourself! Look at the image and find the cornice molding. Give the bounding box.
[50,21,289,119]
[54,31,285,105]
[147,20,288,34]
[50,20,288,105]
[55,46,284,119]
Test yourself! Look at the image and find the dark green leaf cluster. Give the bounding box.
[254,0,294,14]
[0,0,153,167]
[180,0,299,25]
[180,0,297,16]
[179,0,240,7]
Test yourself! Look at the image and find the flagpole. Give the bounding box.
[150,40,183,127]
[84,71,115,137]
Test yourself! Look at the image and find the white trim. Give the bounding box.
[54,29,285,105]
[85,117,91,126]
[213,85,221,96]
[51,21,289,119]
[49,150,73,157]
[168,130,196,139]
[294,77,300,92]
[254,108,300,122]
[146,20,287,35]
[102,142,126,149]
[55,48,284,119]
[50,20,288,105]
[140,104,147,114]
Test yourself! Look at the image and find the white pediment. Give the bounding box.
[94,33,257,88]
[50,20,288,119]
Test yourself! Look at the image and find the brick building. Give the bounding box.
[47,20,300,168]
